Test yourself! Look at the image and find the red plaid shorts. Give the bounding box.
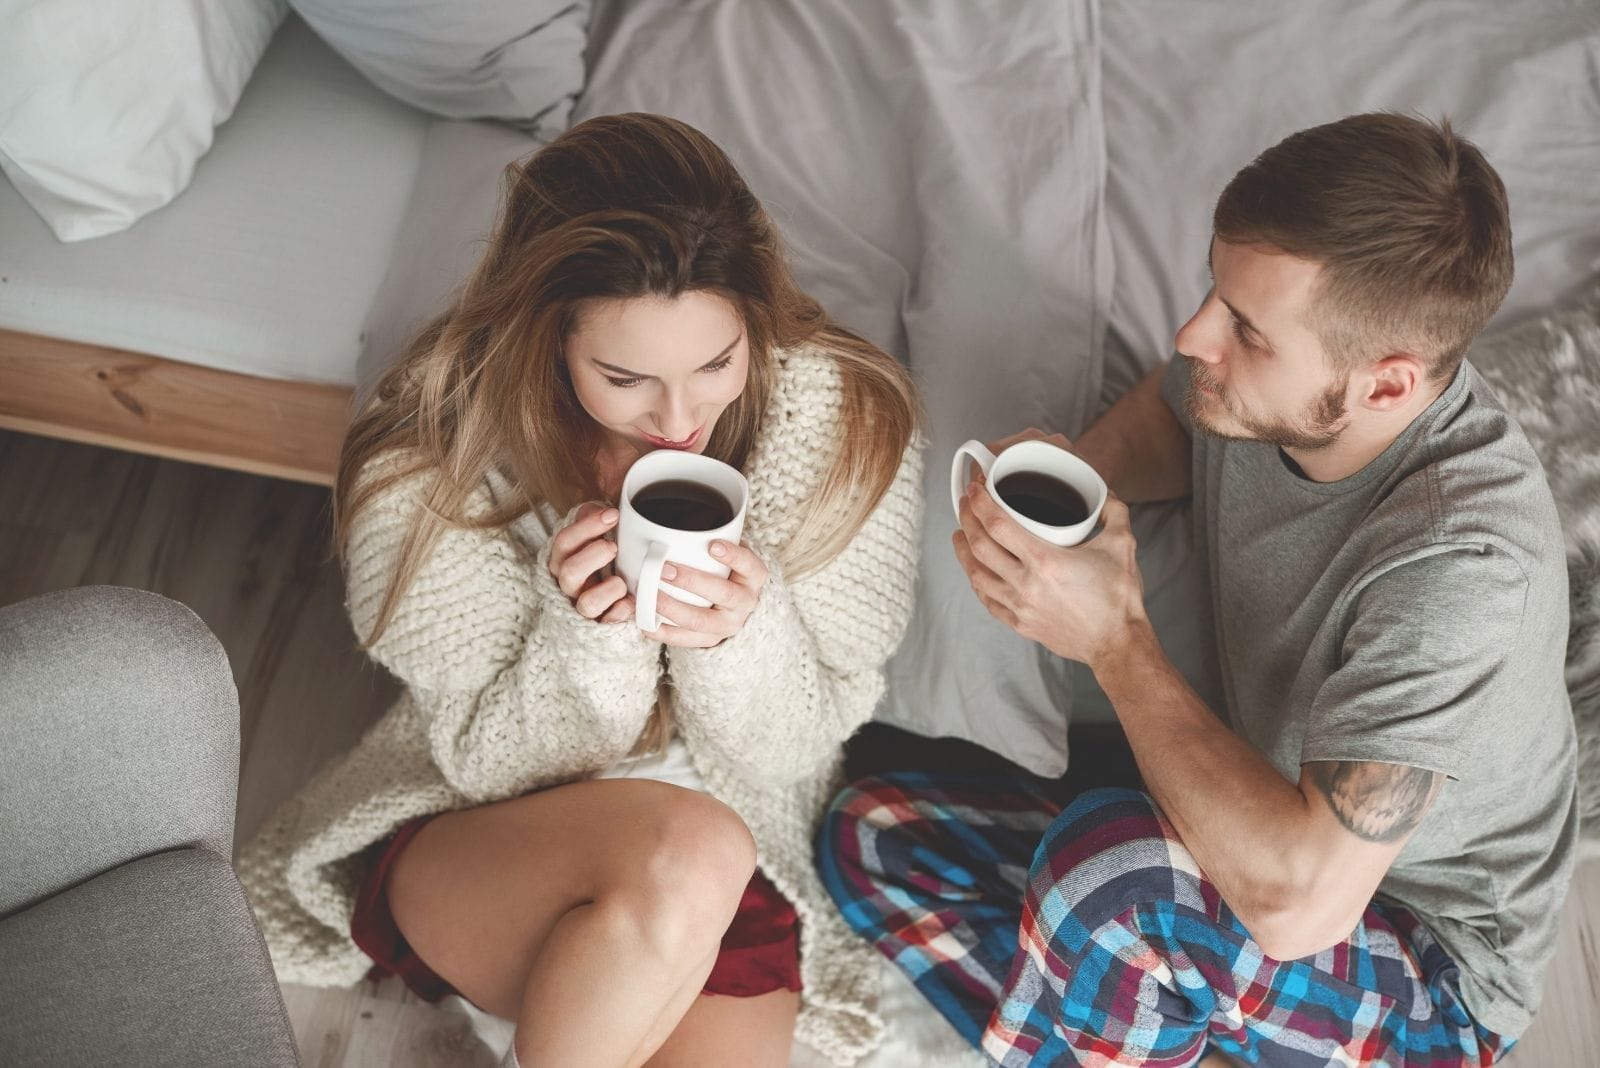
[350,814,802,1002]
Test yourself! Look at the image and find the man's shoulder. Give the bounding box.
[1379,368,1565,570]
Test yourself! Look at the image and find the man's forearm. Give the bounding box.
[1094,622,1326,937]
[1074,362,1192,503]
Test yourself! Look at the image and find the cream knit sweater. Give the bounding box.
[236,345,924,1066]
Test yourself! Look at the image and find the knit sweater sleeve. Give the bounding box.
[345,463,662,803]
[667,431,925,788]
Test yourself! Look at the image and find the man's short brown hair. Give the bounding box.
[1214,112,1513,381]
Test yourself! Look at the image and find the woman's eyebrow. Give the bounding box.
[591,333,743,379]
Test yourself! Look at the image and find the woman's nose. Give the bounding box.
[654,393,698,440]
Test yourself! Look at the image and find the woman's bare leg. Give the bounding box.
[384,779,756,1067]
[645,989,800,1068]
[620,948,718,1067]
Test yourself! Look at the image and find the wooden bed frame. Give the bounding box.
[0,328,351,486]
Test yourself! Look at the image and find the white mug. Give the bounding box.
[950,438,1107,547]
[616,450,749,632]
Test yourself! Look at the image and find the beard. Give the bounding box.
[1183,356,1348,451]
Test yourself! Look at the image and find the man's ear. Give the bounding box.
[1361,354,1426,411]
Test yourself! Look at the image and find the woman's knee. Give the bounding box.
[613,785,757,954]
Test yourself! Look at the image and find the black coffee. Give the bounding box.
[995,471,1089,527]
[631,479,735,531]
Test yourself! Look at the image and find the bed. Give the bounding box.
[0,16,433,482]
[3,1,1597,1064]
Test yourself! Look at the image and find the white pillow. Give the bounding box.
[289,0,589,134]
[0,0,288,243]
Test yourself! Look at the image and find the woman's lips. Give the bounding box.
[641,426,702,450]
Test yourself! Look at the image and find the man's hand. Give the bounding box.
[982,426,1076,458]
[952,476,1147,671]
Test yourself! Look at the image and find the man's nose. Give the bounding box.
[1174,298,1226,366]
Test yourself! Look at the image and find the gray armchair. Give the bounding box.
[0,586,300,1068]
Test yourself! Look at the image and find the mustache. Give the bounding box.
[1181,354,1222,393]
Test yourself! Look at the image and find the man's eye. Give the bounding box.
[1230,319,1255,348]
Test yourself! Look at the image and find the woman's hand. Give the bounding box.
[547,503,635,623]
[644,539,769,648]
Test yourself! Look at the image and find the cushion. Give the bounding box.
[0,849,298,1068]
[1468,274,1600,857]
[0,0,288,242]
[0,587,239,917]
[291,0,590,134]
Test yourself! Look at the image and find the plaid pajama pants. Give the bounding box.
[816,772,1512,1067]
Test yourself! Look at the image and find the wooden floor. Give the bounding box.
[2,425,1596,1067]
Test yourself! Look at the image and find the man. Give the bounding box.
[818,113,1578,1066]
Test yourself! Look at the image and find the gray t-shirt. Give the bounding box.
[1160,356,1579,1038]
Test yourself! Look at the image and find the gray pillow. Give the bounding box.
[290,0,589,134]
[1470,275,1600,857]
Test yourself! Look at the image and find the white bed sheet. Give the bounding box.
[356,0,1114,776]
[0,16,430,386]
[571,0,1113,777]
[1097,0,1600,402]
[1078,0,1600,752]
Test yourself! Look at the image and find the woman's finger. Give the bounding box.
[574,574,628,620]
[557,538,618,600]
[645,622,721,648]
[661,563,750,613]
[711,541,768,589]
[548,504,619,571]
[598,594,636,625]
[651,598,727,636]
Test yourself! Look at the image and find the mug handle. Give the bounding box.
[950,439,998,518]
[635,540,671,632]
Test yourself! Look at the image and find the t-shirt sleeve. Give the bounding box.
[1300,545,1529,780]
[1159,355,1195,435]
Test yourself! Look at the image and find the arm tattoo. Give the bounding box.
[1307,761,1442,844]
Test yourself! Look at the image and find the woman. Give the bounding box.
[238,113,923,1067]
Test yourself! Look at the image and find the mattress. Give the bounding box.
[0,16,431,386]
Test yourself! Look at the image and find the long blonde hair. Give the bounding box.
[335,114,917,747]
